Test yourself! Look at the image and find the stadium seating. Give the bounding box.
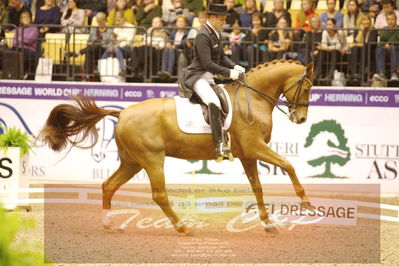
[68,34,89,65]
[5,31,14,48]
[43,33,66,64]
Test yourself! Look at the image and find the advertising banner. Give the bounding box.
[0,81,398,193]
[43,183,381,264]
[0,147,29,209]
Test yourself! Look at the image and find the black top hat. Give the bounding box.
[206,0,228,16]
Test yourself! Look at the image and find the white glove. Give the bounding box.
[230,69,240,80]
[234,65,246,73]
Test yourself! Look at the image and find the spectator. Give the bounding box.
[224,20,246,65]
[243,12,267,68]
[374,0,399,29]
[0,0,8,42]
[33,0,62,34]
[298,15,322,65]
[141,16,168,75]
[100,11,136,76]
[58,0,68,12]
[66,12,114,80]
[239,0,258,28]
[226,20,246,63]
[107,0,137,26]
[7,0,30,28]
[128,0,142,13]
[320,0,343,29]
[361,0,382,15]
[191,9,206,29]
[136,0,162,29]
[225,0,239,29]
[79,0,107,25]
[182,0,204,23]
[160,0,174,14]
[348,14,377,81]
[1,0,9,26]
[158,15,189,79]
[187,11,206,60]
[373,12,399,81]
[145,16,168,49]
[295,0,317,32]
[12,10,38,77]
[33,0,67,15]
[263,0,292,28]
[317,18,347,79]
[61,0,85,34]
[343,0,363,33]
[266,15,292,61]
[162,0,189,26]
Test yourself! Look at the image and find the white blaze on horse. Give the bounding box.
[40,60,315,235]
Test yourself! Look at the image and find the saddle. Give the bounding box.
[178,83,229,125]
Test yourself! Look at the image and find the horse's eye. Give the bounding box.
[303,88,309,94]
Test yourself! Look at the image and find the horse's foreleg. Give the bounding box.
[102,161,142,229]
[254,143,312,208]
[240,158,277,233]
[145,162,192,236]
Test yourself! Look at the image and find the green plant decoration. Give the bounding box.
[0,203,52,266]
[0,126,33,157]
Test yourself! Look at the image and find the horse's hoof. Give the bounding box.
[301,201,315,211]
[184,227,194,236]
[104,226,117,233]
[116,228,124,234]
[262,220,279,234]
[264,225,279,234]
[176,225,193,236]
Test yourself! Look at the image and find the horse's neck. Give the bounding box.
[225,63,300,116]
[245,67,288,100]
[224,79,278,118]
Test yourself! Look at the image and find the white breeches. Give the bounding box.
[193,72,221,109]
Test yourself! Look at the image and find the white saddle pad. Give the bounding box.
[174,86,233,134]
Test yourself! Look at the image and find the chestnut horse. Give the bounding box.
[40,59,314,235]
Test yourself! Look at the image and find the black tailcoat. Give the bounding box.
[180,23,235,100]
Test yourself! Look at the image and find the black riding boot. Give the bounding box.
[208,103,232,160]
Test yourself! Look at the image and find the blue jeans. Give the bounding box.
[376,45,399,74]
[101,47,132,70]
[161,48,177,74]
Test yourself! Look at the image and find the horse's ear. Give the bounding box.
[306,62,314,76]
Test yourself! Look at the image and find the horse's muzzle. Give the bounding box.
[298,117,307,124]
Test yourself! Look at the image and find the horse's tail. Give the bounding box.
[39,94,121,152]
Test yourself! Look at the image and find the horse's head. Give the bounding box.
[281,62,314,124]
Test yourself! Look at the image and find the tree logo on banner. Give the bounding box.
[304,120,351,178]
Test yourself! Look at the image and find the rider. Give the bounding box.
[180,0,245,160]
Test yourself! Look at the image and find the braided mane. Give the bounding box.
[247,59,302,76]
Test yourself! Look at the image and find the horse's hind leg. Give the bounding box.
[102,160,142,229]
[143,156,192,235]
[240,158,278,233]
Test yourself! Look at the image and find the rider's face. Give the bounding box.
[210,14,227,30]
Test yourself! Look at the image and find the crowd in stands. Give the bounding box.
[0,0,399,85]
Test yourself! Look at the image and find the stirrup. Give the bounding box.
[215,145,233,162]
[215,133,233,162]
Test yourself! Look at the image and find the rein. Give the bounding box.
[234,72,312,124]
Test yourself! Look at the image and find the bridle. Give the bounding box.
[234,71,313,124]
